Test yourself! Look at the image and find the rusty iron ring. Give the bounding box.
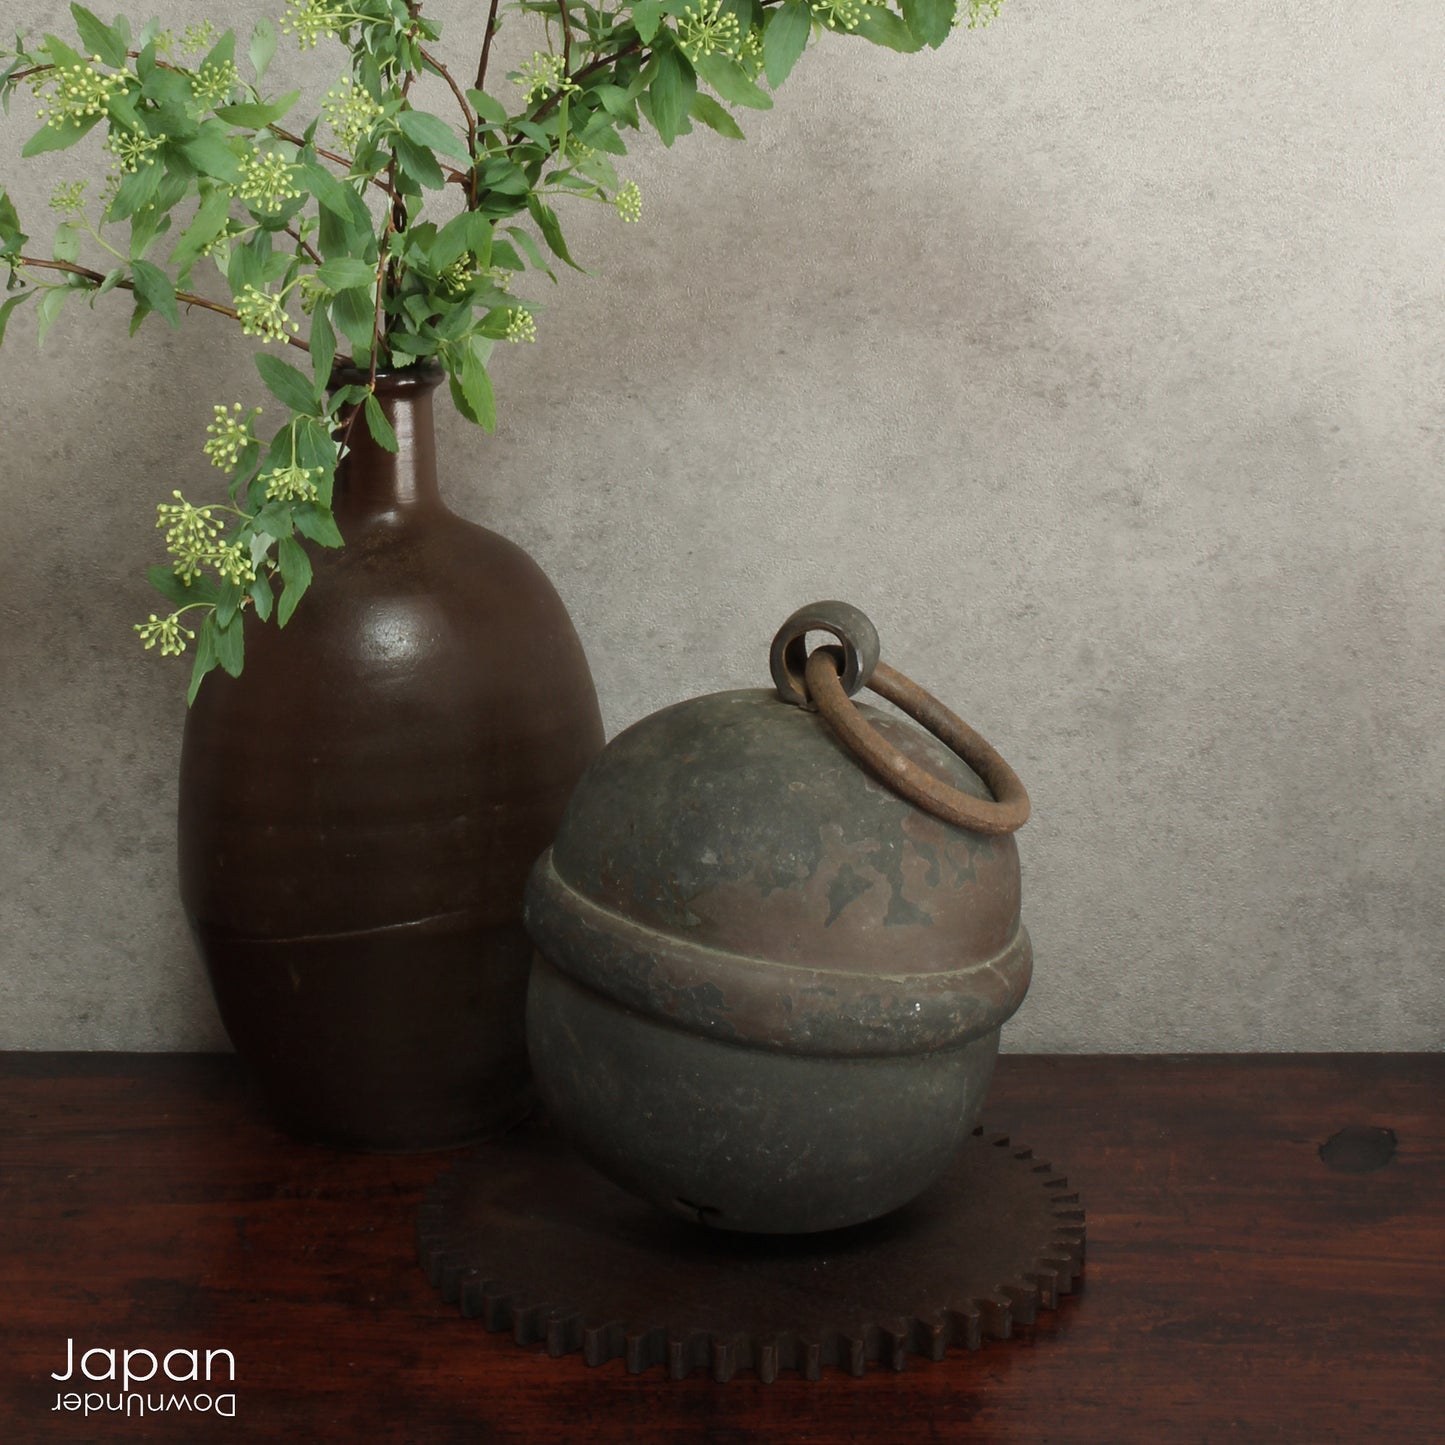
[769,600,881,708]
[803,649,1031,836]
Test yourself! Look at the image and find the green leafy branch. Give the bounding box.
[0,0,1006,700]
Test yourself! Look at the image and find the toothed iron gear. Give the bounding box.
[418,1124,1084,1382]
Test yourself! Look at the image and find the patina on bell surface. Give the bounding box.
[525,602,1031,1233]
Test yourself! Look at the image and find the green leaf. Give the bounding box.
[127,205,171,261]
[249,572,274,622]
[170,187,232,277]
[0,188,27,257]
[42,33,86,70]
[199,31,236,81]
[632,0,663,42]
[95,266,126,296]
[330,286,375,355]
[856,4,925,52]
[573,150,621,190]
[466,89,509,127]
[294,419,338,490]
[449,345,495,432]
[36,288,69,345]
[318,256,376,292]
[22,114,102,158]
[310,307,336,398]
[428,219,467,270]
[363,392,398,453]
[476,156,531,195]
[214,612,245,677]
[526,197,584,272]
[292,505,343,548]
[215,578,243,630]
[214,92,299,129]
[0,292,31,346]
[129,259,177,327]
[107,159,162,222]
[900,0,956,48]
[576,115,628,156]
[182,133,242,184]
[276,536,313,627]
[649,48,696,148]
[394,135,446,191]
[69,4,127,67]
[690,93,745,140]
[594,84,637,122]
[249,503,293,539]
[696,54,773,110]
[187,617,219,704]
[500,228,553,281]
[105,88,144,134]
[764,1,812,87]
[300,163,372,232]
[397,108,469,160]
[52,223,81,263]
[255,353,318,414]
[249,17,278,82]
[147,565,219,610]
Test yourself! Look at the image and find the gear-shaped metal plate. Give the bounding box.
[418,1124,1084,1381]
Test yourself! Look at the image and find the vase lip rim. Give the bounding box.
[330,360,444,395]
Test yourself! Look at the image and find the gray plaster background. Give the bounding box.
[1,0,1441,1052]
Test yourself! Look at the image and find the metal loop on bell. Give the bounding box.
[770,600,881,709]
[803,650,1031,836]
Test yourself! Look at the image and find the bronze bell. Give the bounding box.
[523,602,1032,1234]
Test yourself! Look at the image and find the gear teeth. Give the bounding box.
[583,1321,625,1367]
[797,1334,824,1381]
[916,1312,951,1360]
[978,1291,1015,1339]
[875,1316,911,1370]
[419,1126,1085,1381]
[666,1330,708,1379]
[623,1326,666,1374]
[945,1302,984,1351]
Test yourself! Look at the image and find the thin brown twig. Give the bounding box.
[9,51,182,86]
[265,124,403,201]
[14,255,303,350]
[419,45,477,161]
[475,0,503,93]
[526,42,642,131]
[558,0,573,75]
[285,225,322,267]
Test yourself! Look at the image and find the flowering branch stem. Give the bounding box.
[11,51,181,85]
[558,0,573,73]
[265,124,400,200]
[285,225,323,267]
[12,255,310,350]
[420,45,477,160]
[475,0,503,92]
[522,42,642,134]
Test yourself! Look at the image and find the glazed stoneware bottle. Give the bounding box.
[179,364,604,1150]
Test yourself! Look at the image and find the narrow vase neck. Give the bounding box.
[332,367,444,520]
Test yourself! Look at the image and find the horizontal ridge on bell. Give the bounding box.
[526,850,1032,1057]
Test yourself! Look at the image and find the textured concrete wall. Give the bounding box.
[1,0,1441,1051]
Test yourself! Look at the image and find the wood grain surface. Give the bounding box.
[1,1052,1440,1443]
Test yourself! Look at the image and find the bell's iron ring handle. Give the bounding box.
[772,602,1031,837]
[769,600,881,708]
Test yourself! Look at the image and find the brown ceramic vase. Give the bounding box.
[178,364,604,1151]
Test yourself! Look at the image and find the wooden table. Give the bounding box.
[2,1053,1441,1442]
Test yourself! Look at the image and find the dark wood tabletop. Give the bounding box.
[1,1052,1441,1443]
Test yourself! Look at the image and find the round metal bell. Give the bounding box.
[524,602,1032,1234]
